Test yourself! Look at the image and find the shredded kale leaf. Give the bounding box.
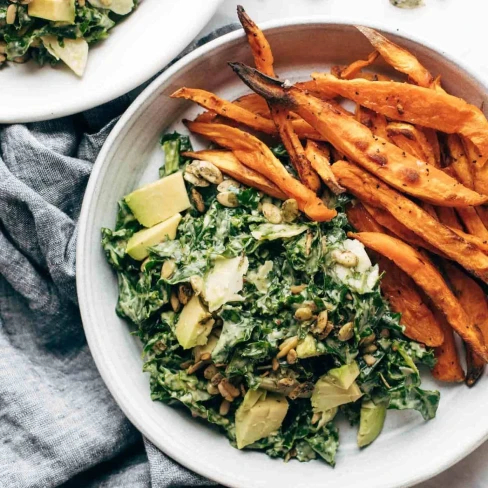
[101,133,440,466]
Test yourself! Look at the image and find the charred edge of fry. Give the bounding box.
[465,346,485,387]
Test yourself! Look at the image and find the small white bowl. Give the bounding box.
[77,19,488,488]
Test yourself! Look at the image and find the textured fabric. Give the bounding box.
[0,26,236,488]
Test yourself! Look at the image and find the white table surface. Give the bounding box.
[202,1,488,487]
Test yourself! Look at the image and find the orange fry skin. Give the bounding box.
[338,51,379,80]
[185,121,336,222]
[349,232,488,361]
[386,122,437,167]
[356,26,434,87]
[269,104,322,193]
[237,5,275,77]
[444,261,488,386]
[172,87,324,141]
[331,160,488,282]
[355,106,389,139]
[456,207,488,241]
[182,150,287,200]
[362,203,445,257]
[229,64,487,207]
[304,140,345,195]
[347,204,444,346]
[310,74,488,160]
[447,134,474,189]
[431,309,465,383]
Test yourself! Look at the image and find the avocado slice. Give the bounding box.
[311,377,363,412]
[235,390,289,449]
[357,400,387,448]
[175,295,213,349]
[87,0,134,15]
[29,0,75,23]
[325,361,360,390]
[296,334,319,359]
[126,213,181,260]
[125,172,191,228]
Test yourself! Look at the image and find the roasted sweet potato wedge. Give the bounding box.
[349,231,488,361]
[447,134,474,189]
[356,26,434,87]
[355,105,389,139]
[337,51,379,80]
[432,309,465,383]
[436,206,463,230]
[304,140,345,195]
[362,203,444,256]
[269,104,322,192]
[172,87,324,141]
[346,201,384,233]
[310,74,488,160]
[332,160,488,281]
[234,93,272,117]
[237,5,275,77]
[476,206,488,229]
[444,261,488,385]
[346,204,444,346]
[386,122,437,167]
[185,121,336,221]
[182,150,287,200]
[456,207,488,241]
[229,63,487,207]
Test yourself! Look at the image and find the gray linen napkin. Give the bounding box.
[0,25,237,488]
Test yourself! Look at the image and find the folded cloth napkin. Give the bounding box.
[0,25,237,488]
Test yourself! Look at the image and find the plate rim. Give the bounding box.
[77,16,488,488]
[0,0,223,124]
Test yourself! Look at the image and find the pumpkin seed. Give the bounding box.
[161,259,176,280]
[193,160,223,184]
[262,202,282,224]
[337,322,354,341]
[332,249,359,268]
[191,188,205,213]
[217,191,239,207]
[363,354,377,366]
[294,307,313,322]
[217,179,241,192]
[184,171,210,187]
[281,199,299,222]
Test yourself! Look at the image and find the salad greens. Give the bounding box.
[101,132,440,466]
[0,0,136,76]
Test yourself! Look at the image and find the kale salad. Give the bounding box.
[101,132,440,466]
[0,0,136,76]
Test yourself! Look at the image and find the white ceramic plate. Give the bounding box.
[0,0,222,123]
[77,19,488,488]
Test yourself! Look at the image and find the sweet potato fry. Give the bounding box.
[456,207,488,240]
[362,203,444,256]
[423,128,441,167]
[269,105,321,192]
[356,26,434,88]
[386,122,437,167]
[237,5,275,77]
[185,121,336,221]
[182,150,287,200]
[349,231,488,361]
[337,51,379,80]
[346,202,384,233]
[172,87,324,141]
[233,93,271,117]
[347,204,444,346]
[310,74,488,159]
[432,310,465,383]
[304,140,345,194]
[355,106,388,138]
[446,134,473,188]
[444,261,488,385]
[331,160,488,281]
[436,206,462,230]
[194,111,219,123]
[476,206,488,228]
[229,63,487,207]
